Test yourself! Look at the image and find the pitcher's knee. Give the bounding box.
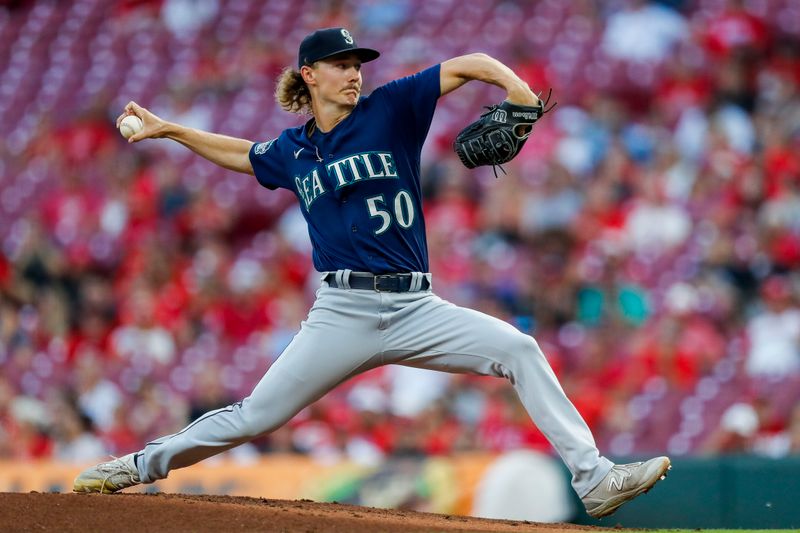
[502,334,549,371]
[502,333,544,359]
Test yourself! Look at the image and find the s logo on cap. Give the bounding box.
[341,29,354,45]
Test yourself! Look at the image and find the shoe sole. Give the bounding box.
[73,479,127,494]
[588,457,672,519]
[73,482,115,494]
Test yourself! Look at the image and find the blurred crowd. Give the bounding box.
[1,0,800,465]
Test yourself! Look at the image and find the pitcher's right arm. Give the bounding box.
[117,101,254,175]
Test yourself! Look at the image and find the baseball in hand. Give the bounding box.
[119,115,143,139]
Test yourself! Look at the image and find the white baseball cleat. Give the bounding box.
[73,453,141,494]
[581,456,671,519]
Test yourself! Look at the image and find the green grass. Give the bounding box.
[646,530,798,532]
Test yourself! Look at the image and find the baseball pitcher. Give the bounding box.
[74,28,670,519]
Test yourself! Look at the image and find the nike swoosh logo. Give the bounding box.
[294,148,304,159]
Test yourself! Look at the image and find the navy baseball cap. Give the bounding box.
[298,28,380,69]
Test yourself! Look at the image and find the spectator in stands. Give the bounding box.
[601,0,689,63]
[161,0,219,40]
[701,401,760,454]
[187,360,235,422]
[73,350,123,432]
[520,162,583,234]
[110,284,177,365]
[745,275,800,376]
[623,171,692,255]
[102,402,141,457]
[126,378,189,442]
[702,0,769,59]
[4,395,53,460]
[51,408,106,463]
[702,395,790,457]
[645,282,726,390]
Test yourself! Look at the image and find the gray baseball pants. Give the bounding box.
[136,272,613,497]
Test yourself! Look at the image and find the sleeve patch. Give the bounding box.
[254,139,276,155]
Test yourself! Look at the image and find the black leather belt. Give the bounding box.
[324,272,431,292]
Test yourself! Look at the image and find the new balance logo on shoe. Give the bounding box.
[582,456,671,519]
[607,464,633,491]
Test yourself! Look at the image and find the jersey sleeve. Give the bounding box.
[372,64,441,148]
[248,134,289,190]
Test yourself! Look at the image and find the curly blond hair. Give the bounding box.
[275,67,312,115]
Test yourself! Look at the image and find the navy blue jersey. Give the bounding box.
[249,64,441,274]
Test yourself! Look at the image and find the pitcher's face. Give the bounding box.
[304,53,363,108]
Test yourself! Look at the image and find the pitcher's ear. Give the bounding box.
[300,64,316,84]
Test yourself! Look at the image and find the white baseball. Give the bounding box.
[119,115,143,139]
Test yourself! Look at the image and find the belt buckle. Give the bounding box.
[373,275,394,292]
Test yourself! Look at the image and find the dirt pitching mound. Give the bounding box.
[1,492,615,532]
